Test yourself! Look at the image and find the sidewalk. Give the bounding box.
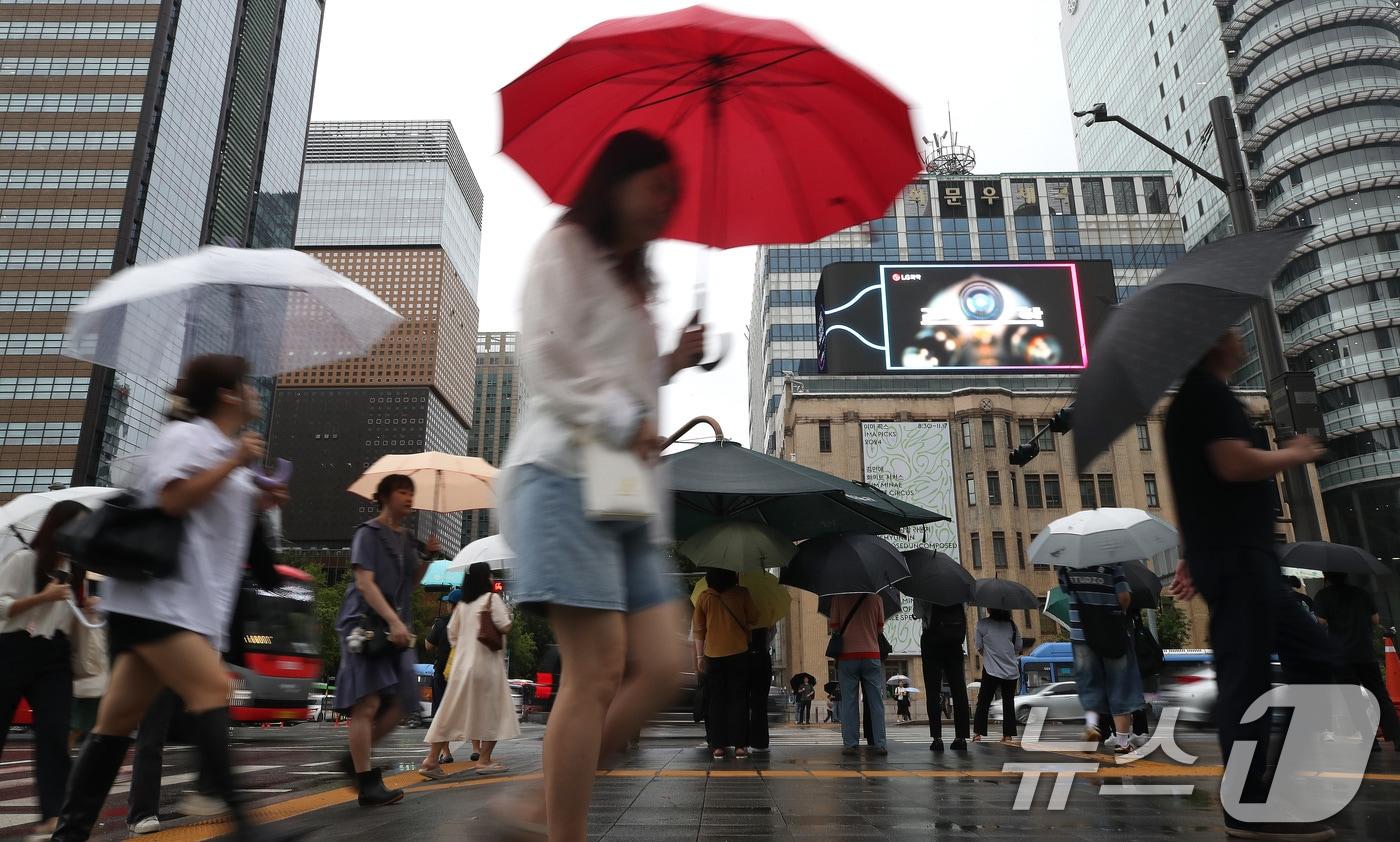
[138,725,1400,841]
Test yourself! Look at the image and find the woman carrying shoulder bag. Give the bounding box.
[333,473,437,807]
[692,569,759,759]
[0,501,91,839]
[420,562,519,778]
[51,354,289,842]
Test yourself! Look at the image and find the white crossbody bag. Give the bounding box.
[579,434,658,521]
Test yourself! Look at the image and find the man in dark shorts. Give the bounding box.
[1166,328,1335,841]
[1314,571,1400,750]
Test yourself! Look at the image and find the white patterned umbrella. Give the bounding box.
[1029,508,1178,569]
[64,246,402,380]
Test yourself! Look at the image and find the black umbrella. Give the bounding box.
[789,672,817,692]
[1072,226,1314,471]
[666,440,948,540]
[823,681,839,695]
[818,588,901,619]
[779,534,910,597]
[1278,542,1391,577]
[894,548,975,606]
[971,577,1039,610]
[1119,559,1164,610]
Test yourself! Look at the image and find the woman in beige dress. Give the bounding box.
[420,562,519,777]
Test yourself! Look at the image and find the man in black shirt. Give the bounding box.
[918,599,970,752]
[1314,572,1400,750]
[1166,329,1336,840]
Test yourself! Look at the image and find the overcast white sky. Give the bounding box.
[309,1,1081,447]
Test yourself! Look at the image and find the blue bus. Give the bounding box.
[1018,642,1212,693]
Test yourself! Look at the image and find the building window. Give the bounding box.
[1038,420,1056,451]
[1137,422,1152,451]
[1153,51,1160,68]
[970,534,982,570]
[1025,475,1043,509]
[987,471,1002,506]
[1016,533,1026,569]
[1080,178,1107,215]
[993,532,1008,569]
[1045,474,1063,508]
[961,419,972,449]
[1164,114,1171,132]
[1148,20,1154,36]
[1003,418,1013,447]
[818,420,832,453]
[1178,95,1185,113]
[1010,472,1020,507]
[1112,178,1139,214]
[1097,475,1118,507]
[1143,177,1169,213]
[1145,473,1161,508]
[966,472,978,506]
[1080,474,1097,509]
[1173,62,1180,79]
[1019,420,1036,446]
[982,416,996,448]
[1158,82,1165,100]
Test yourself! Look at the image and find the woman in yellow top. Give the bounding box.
[692,569,759,759]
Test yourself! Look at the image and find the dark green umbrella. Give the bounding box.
[780,534,910,597]
[665,440,948,540]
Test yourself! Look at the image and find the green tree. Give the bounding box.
[297,562,345,678]
[508,608,553,678]
[1155,597,1189,649]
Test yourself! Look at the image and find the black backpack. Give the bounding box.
[930,603,967,646]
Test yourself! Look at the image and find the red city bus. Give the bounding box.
[225,565,322,724]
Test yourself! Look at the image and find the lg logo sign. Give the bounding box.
[890,272,923,282]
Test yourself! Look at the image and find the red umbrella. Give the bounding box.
[500,5,920,249]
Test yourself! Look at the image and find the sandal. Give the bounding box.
[418,765,446,780]
[475,762,508,775]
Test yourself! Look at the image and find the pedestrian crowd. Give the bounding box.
[1,125,1397,842]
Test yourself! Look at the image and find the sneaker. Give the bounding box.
[1224,816,1335,840]
[1082,725,1102,744]
[1129,734,1150,749]
[1321,730,1336,742]
[128,817,161,835]
[841,746,859,757]
[929,739,945,752]
[441,752,455,764]
[470,752,481,762]
[872,746,889,756]
[1113,741,1135,755]
[950,739,968,751]
[174,792,228,817]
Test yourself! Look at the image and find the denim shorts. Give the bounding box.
[1072,640,1146,716]
[501,463,676,614]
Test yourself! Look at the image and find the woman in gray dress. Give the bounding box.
[334,473,437,806]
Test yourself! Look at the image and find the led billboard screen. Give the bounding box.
[816,261,1115,374]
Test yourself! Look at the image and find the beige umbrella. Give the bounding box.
[348,452,499,513]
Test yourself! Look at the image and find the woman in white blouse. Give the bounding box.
[499,130,704,841]
[51,355,288,842]
[0,500,90,838]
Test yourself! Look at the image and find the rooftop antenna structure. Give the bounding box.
[921,105,975,176]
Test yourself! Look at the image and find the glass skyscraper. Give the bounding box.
[1061,0,1400,564]
[749,171,1187,453]
[0,0,324,499]
[271,121,484,553]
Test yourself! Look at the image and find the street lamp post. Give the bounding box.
[1074,99,1324,542]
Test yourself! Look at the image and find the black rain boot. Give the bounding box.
[189,708,305,842]
[356,769,403,807]
[53,734,132,842]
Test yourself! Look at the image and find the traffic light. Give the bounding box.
[492,580,504,594]
[1010,441,1040,467]
[1048,406,1074,434]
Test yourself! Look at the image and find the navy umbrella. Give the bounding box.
[780,534,910,597]
[1072,226,1313,471]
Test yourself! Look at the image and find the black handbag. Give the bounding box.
[1132,615,1165,677]
[57,491,183,581]
[246,515,281,591]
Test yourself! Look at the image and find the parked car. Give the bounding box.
[1161,662,1285,727]
[990,680,1084,724]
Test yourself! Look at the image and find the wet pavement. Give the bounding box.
[4,721,1399,840]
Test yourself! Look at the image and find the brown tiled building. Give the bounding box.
[268,121,484,552]
[0,0,324,499]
